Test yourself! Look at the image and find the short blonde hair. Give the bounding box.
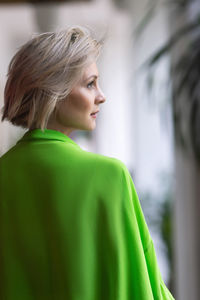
[1,25,104,130]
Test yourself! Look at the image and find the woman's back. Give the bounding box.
[0,129,175,300]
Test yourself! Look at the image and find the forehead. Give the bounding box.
[83,62,99,78]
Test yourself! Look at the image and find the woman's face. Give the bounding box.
[47,61,106,136]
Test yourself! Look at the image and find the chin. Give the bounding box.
[87,122,96,131]
[78,123,95,131]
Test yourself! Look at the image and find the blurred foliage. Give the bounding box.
[136,0,200,165]
[139,170,175,293]
[0,0,91,3]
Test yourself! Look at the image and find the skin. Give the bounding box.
[46,61,106,136]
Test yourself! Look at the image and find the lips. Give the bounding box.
[90,110,99,115]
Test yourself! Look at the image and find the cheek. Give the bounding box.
[69,93,93,113]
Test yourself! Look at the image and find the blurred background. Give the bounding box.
[1,0,200,299]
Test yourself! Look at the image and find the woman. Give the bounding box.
[0,25,175,299]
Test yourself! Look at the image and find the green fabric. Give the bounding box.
[0,128,175,300]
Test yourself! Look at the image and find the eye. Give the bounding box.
[87,80,95,89]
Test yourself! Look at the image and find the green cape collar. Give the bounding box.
[17,128,81,149]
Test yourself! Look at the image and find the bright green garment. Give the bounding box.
[0,128,175,300]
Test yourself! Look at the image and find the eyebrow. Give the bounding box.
[86,75,99,80]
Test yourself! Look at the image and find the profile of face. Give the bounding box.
[47,62,106,136]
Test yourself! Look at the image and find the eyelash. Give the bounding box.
[87,80,95,89]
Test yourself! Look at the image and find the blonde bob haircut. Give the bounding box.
[1,25,104,130]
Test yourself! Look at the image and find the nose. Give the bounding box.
[96,87,106,104]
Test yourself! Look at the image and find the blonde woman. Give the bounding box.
[0,25,175,299]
